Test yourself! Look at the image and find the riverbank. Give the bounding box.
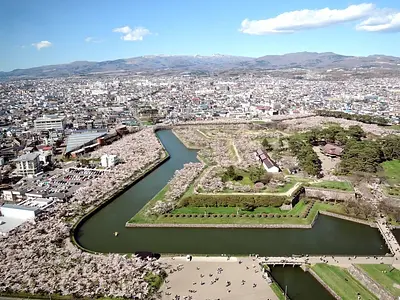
[71,147,171,253]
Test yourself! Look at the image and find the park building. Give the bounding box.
[34,115,66,131]
[255,149,280,173]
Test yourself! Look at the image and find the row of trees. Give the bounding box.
[340,135,400,173]
[179,194,287,208]
[222,165,272,185]
[288,137,322,176]
[316,110,389,126]
[304,124,365,146]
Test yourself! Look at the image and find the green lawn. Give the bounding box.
[142,120,154,125]
[382,160,400,185]
[357,264,400,297]
[312,264,377,300]
[310,180,354,191]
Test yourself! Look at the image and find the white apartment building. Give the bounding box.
[34,115,66,131]
[101,154,119,168]
[14,152,41,177]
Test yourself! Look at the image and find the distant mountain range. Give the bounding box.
[2,52,400,79]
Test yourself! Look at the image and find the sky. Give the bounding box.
[1,0,400,71]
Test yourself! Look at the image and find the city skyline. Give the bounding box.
[1,0,400,71]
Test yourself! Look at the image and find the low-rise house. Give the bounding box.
[322,143,344,158]
[255,149,280,173]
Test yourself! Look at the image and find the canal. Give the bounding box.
[270,266,334,300]
[75,129,389,299]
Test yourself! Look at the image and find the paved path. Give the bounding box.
[262,255,400,268]
[159,257,278,300]
[231,140,242,164]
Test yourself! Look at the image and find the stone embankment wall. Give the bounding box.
[307,268,341,300]
[126,222,313,229]
[348,265,395,300]
[304,187,356,202]
[319,211,376,227]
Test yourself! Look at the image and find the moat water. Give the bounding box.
[75,129,389,299]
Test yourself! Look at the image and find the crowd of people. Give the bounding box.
[0,128,167,299]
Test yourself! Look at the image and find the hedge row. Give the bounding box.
[178,194,287,208]
[163,213,302,218]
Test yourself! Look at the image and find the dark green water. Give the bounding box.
[392,229,400,242]
[270,267,334,300]
[76,130,388,256]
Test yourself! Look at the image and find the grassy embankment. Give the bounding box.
[382,160,400,197]
[312,264,378,300]
[308,180,354,191]
[129,184,345,225]
[357,264,400,297]
[269,282,286,300]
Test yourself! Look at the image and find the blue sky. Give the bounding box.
[1,0,399,71]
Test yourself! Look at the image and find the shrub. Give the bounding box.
[175,214,181,218]
[276,214,281,218]
[199,215,204,218]
[193,214,198,218]
[178,194,287,208]
[187,214,192,218]
[250,214,255,218]
[181,214,186,218]
[262,214,267,218]
[231,214,236,217]
[268,213,274,218]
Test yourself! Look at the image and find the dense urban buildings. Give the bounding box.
[0,68,400,300]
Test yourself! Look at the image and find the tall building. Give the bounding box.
[34,115,66,131]
[14,152,41,177]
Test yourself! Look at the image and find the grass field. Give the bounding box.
[312,264,377,300]
[382,160,400,185]
[309,180,354,191]
[357,264,400,297]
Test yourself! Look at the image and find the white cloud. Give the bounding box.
[113,26,151,41]
[32,40,52,50]
[356,11,400,32]
[85,37,103,43]
[240,3,375,34]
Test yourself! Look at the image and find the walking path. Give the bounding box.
[377,217,400,257]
